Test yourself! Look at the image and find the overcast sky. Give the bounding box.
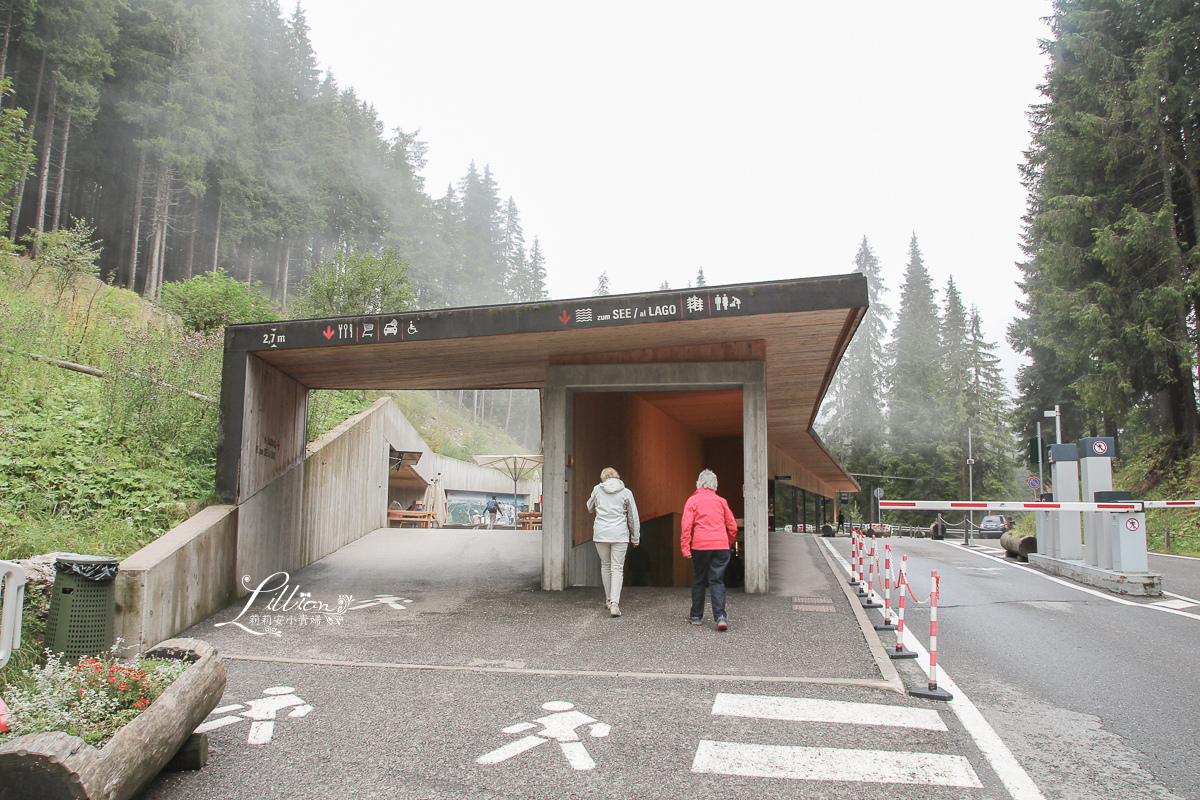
[299,1,1055,381]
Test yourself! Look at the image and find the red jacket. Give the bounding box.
[680,488,738,557]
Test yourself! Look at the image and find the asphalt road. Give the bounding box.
[142,530,1036,800]
[827,536,1200,800]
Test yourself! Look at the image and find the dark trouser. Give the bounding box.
[690,549,731,620]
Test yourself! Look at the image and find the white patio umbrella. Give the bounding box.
[472,455,544,528]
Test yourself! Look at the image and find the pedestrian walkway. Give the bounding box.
[146,529,1023,800]
[178,528,888,684]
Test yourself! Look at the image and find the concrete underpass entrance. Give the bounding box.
[114,275,870,658]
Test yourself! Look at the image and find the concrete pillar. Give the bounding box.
[1049,444,1082,560]
[742,363,768,594]
[542,378,570,591]
[1078,438,1115,568]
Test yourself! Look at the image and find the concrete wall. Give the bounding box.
[119,396,540,651]
[544,362,768,593]
[114,505,238,655]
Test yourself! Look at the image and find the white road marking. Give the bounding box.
[1152,598,1198,610]
[821,538,1047,800]
[712,693,947,731]
[932,540,1200,622]
[1149,551,1200,561]
[692,740,982,787]
[1164,590,1200,604]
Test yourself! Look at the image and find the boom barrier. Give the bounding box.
[880,500,1141,512]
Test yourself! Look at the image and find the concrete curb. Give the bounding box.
[816,537,906,695]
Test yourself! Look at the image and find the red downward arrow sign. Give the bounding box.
[322,326,336,339]
[559,311,571,325]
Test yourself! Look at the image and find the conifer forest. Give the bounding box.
[0,0,549,311]
[1,0,1199,508]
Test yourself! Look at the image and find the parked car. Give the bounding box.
[979,515,1010,538]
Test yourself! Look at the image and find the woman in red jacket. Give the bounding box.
[680,469,739,630]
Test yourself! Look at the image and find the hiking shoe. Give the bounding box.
[716,616,729,631]
[689,617,702,625]
[610,603,621,617]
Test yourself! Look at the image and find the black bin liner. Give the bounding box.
[54,557,120,582]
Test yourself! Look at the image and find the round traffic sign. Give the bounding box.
[1028,477,1041,489]
[1093,440,1109,455]
[1125,517,1140,532]
[873,487,885,499]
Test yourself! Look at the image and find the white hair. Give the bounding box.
[696,469,718,490]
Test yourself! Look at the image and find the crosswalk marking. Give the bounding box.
[692,740,983,787]
[712,693,948,731]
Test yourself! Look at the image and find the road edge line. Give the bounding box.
[817,537,905,694]
[933,540,1200,621]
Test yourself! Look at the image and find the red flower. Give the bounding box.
[118,684,127,691]
[108,677,117,683]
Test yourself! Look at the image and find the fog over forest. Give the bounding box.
[1,0,547,312]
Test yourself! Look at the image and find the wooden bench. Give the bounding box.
[517,512,542,530]
[388,509,436,528]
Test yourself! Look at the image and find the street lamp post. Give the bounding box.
[1044,405,1062,444]
[965,427,975,545]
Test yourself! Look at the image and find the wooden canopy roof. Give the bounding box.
[225,273,867,493]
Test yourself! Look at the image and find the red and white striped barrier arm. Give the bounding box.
[1142,500,1200,508]
[880,500,1142,512]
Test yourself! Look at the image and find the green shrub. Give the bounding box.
[0,650,189,746]
[160,270,278,332]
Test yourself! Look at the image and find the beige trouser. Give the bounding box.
[594,541,629,606]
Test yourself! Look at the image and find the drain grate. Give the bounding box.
[791,596,836,613]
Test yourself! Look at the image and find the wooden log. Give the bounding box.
[0,638,226,800]
[162,733,208,771]
[1000,531,1038,562]
[0,731,93,799]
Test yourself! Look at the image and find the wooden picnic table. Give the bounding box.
[388,509,436,528]
[517,511,542,530]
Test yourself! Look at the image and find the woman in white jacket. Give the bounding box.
[586,467,640,617]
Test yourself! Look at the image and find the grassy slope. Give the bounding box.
[1,269,534,565]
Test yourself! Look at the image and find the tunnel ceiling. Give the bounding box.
[224,274,867,492]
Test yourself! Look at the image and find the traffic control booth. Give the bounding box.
[216,274,866,595]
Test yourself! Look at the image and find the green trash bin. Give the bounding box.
[44,555,120,660]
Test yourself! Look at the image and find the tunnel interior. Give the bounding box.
[571,390,745,588]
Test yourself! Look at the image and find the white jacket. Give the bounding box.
[587,478,641,544]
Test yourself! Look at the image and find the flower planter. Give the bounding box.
[0,638,226,800]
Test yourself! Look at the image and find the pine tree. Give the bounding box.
[500,196,526,300]
[822,236,891,465]
[595,271,610,296]
[939,276,971,499]
[659,280,669,290]
[886,234,944,496]
[526,236,547,301]
[696,266,706,287]
[966,307,1014,497]
[1014,0,1200,454]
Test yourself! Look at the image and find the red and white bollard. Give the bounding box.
[874,543,896,630]
[909,570,953,701]
[888,555,918,659]
[849,530,862,586]
[862,536,882,608]
[855,533,869,597]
